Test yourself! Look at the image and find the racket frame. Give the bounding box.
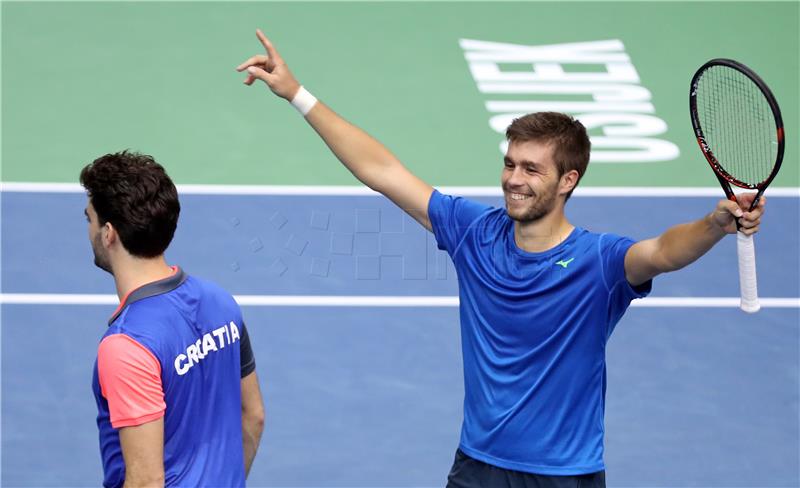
[689,58,784,313]
[689,58,785,210]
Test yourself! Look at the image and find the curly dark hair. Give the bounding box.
[79,150,180,258]
[506,112,591,200]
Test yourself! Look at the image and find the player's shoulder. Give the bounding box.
[110,278,189,332]
[469,205,505,228]
[182,274,238,307]
[575,228,634,244]
[96,331,152,358]
[432,190,495,217]
[111,299,178,338]
[561,227,597,247]
[176,275,243,327]
[577,230,639,261]
[564,228,636,255]
[98,325,159,364]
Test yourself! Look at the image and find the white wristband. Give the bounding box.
[290,86,318,116]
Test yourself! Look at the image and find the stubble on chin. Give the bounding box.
[505,194,555,223]
[92,236,113,274]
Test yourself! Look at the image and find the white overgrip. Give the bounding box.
[736,231,760,313]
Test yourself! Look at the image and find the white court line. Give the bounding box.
[0,294,798,308]
[1,182,799,197]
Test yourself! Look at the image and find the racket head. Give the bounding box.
[689,58,785,194]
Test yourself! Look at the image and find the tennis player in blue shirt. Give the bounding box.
[237,29,764,487]
[81,151,265,487]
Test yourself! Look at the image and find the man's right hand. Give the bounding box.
[236,29,301,101]
[235,28,434,232]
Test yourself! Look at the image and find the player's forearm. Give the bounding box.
[654,213,727,272]
[242,412,264,476]
[122,471,165,488]
[303,101,404,192]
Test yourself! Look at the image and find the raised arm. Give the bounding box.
[237,29,434,231]
[625,193,765,286]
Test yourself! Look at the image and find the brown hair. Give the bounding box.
[80,150,180,257]
[505,112,590,200]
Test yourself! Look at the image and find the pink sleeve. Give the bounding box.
[97,334,166,428]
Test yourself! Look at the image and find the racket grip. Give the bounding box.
[736,232,760,313]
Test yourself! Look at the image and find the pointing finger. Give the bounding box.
[256,29,282,63]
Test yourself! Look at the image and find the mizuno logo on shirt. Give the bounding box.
[174,321,241,375]
[555,257,575,268]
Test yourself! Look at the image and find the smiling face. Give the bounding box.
[501,140,563,223]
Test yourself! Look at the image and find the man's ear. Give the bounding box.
[102,222,117,247]
[559,170,580,196]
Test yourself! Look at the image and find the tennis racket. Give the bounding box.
[690,59,784,313]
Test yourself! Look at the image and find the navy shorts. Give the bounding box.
[446,449,606,488]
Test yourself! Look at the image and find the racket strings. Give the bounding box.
[696,66,776,187]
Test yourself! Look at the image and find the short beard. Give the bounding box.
[92,233,113,274]
[504,181,559,223]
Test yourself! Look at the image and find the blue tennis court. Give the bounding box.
[2,189,798,486]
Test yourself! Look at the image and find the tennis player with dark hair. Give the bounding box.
[237,30,764,487]
[81,151,264,488]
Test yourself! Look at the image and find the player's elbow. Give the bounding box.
[629,252,682,285]
[357,158,404,192]
[649,247,680,274]
[243,402,266,434]
[655,250,690,274]
[252,408,266,433]
[648,234,695,274]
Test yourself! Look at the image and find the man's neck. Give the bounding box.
[513,208,574,254]
[111,256,175,301]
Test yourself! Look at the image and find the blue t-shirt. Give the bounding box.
[92,268,255,488]
[428,190,651,475]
